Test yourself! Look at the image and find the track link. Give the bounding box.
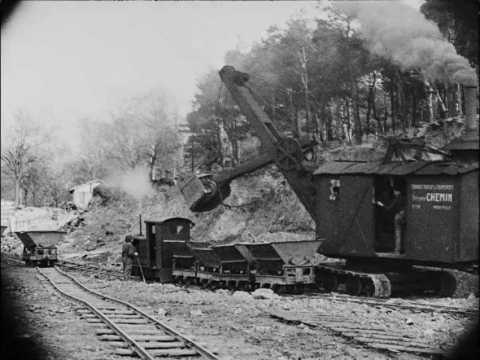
[315,265,392,297]
[37,266,218,360]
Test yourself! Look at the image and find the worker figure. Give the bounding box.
[122,235,138,280]
[376,180,406,254]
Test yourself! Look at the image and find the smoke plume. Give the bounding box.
[104,165,154,200]
[334,1,477,86]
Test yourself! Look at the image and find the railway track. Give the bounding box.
[267,308,451,358]
[288,292,479,317]
[5,253,476,318]
[37,266,219,360]
[57,260,125,280]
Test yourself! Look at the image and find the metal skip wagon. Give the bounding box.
[238,240,322,292]
[15,230,66,266]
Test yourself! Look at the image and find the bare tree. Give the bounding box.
[1,112,41,207]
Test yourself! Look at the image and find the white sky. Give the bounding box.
[1,0,424,146]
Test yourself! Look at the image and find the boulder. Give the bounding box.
[252,288,280,300]
[232,291,253,301]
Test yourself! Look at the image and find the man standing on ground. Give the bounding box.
[122,235,138,280]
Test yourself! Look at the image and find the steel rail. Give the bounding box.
[37,267,157,360]
[304,292,478,317]
[57,260,124,279]
[50,266,219,360]
[5,253,475,317]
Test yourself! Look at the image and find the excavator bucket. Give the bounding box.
[178,174,230,212]
[177,175,208,210]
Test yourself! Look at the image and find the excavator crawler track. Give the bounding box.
[315,265,392,298]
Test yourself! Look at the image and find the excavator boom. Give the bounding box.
[179,66,317,217]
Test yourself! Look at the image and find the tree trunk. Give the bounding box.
[382,91,388,134]
[397,77,406,133]
[149,149,157,182]
[390,85,396,133]
[336,102,342,140]
[353,81,362,144]
[15,178,21,207]
[287,89,298,138]
[411,91,417,128]
[366,72,377,135]
[446,84,460,117]
[345,97,352,144]
[23,187,28,207]
[425,82,435,122]
[327,102,334,141]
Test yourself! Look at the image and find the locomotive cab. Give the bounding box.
[132,217,194,282]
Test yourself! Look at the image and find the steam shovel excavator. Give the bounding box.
[178,66,479,298]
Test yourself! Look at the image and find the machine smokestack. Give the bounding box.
[139,214,143,236]
[464,85,478,131]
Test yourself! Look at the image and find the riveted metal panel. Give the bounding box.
[316,176,376,258]
[459,171,479,262]
[405,176,458,262]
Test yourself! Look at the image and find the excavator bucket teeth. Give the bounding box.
[178,175,208,210]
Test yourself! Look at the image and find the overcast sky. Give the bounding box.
[1,0,423,145]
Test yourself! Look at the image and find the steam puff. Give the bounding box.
[334,2,477,86]
[104,165,153,200]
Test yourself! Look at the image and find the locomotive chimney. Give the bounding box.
[464,84,478,130]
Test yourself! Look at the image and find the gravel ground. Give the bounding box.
[70,272,478,360]
[1,261,134,360]
[2,259,477,360]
